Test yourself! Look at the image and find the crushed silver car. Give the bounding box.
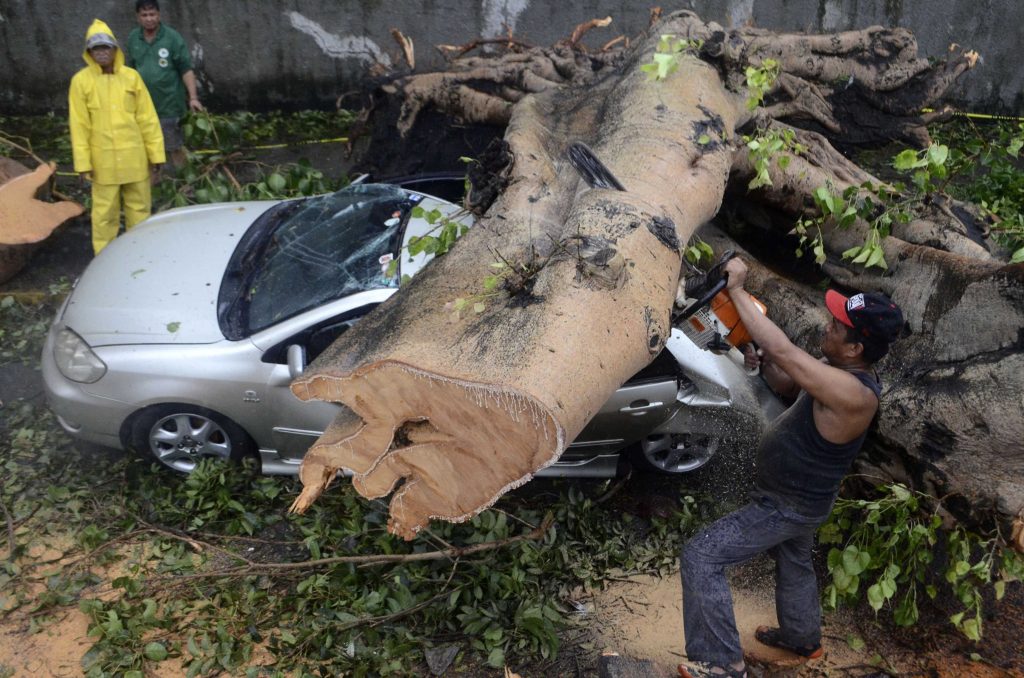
[42,180,783,478]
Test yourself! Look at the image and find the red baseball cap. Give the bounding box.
[825,289,903,344]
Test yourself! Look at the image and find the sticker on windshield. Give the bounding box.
[379,253,394,276]
[408,194,423,204]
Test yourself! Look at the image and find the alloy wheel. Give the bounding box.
[638,432,720,474]
[148,413,233,472]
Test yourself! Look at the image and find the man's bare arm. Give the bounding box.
[182,70,203,112]
[723,259,876,426]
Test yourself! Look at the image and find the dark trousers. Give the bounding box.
[680,498,825,666]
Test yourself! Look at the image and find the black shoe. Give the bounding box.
[754,626,824,659]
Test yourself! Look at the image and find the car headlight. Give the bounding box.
[53,328,107,383]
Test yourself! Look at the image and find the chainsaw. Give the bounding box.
[673,250,766,354]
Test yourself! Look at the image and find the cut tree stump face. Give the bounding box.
[290,361,563,539]
[0,159,84,284]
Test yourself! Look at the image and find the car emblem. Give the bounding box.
[243,390,261,403]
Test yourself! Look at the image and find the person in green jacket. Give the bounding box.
[68,19,165,254]
[124,0,203,168]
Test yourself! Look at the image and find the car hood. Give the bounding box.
[61,201,278,346]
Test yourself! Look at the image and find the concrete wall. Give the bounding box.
[1,0,1021,115]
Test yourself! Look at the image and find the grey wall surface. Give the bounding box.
[1,0,1021,115]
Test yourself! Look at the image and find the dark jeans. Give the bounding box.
[680,497,825,666]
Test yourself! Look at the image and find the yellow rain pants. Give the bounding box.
[90,179,151,254]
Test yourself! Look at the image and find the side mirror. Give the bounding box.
[286,344,307,379]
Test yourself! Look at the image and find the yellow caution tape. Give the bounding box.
[193,136,349,155]
[922,107,1024,122]
[51,135,350,176]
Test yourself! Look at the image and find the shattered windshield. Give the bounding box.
[229,184,417,335]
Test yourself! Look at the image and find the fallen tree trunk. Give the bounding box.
[290,11,1021,542]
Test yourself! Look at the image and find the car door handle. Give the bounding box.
[619,401,663,415]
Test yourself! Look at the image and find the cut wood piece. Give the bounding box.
[0,160,83,245]
[0,159,83,284]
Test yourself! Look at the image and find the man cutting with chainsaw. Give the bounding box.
[676,256,904,678]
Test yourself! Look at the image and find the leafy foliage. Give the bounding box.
[640,34,704,81]
[819,483,1024,640]
[744,59,780,110]
[181,110,355,152]
[932,118,1024,262]
[743,127,806,191]
[793,144,950,269]
[385,204,473,289]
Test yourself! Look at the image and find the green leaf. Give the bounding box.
[927,144,949,168]
[846,635,866,651]
[486,646,506,667]
[994,580,1006,600]
[267,172,287,193]
[652,52,678,80]
[893,149,926,171]
[697,134,711,145]
[950,611,965,625]
[144,642,169,661]
[880,579,900,604]
[962,618,981,641]
[842,545,866,575]
[813,240,826,265]
[385,259,398,278]
[166,321,181,333]
[867,583,884,611]
[865,244,887,269]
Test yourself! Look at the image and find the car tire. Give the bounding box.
[628,431,722,475]
[129,404,259,473]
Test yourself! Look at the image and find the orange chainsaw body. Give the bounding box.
[681,291,766,351]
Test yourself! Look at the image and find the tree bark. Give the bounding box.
[289,11,1021,542]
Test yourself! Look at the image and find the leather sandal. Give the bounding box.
[754,626,824,659]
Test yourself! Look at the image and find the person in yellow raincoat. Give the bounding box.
[69,19,165,254]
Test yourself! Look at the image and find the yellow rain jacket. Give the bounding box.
[69,19,165,185]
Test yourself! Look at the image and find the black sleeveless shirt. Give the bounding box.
[753,370,881,520]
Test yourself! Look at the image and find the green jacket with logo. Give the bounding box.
[125,24,192,120]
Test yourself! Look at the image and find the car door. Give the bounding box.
[570,348,681,452]
[256,299,383,463]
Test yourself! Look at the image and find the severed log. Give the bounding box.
[289,11,987,539]
[0,159,84,284]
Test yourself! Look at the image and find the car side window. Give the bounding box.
[262,304,377,365]
[307,319,357,363]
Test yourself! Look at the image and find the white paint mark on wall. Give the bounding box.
[285,11,391,67]
[482,0,530,38]
[821,0,844,31]
[192,43,214,93]
[727,0,755,27]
